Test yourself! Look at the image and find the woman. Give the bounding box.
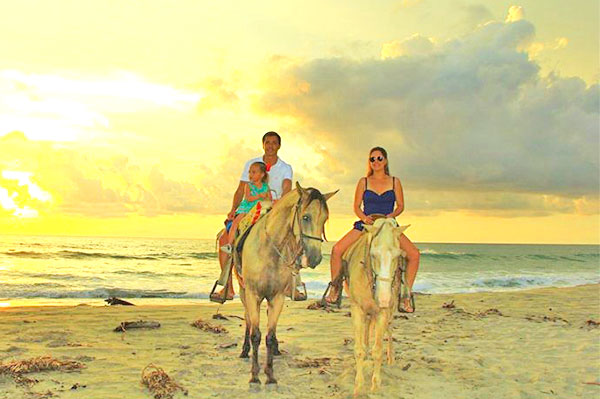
[326,146,420,312]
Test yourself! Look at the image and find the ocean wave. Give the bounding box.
[11,272,106,282]
[0,287,198,299]
[471,275,599,290]
[189,252,218,260]
[112,270,193,278]
[1,250,217,261]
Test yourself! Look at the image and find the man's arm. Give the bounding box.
[227,181,246,220]
[281,179,292,197]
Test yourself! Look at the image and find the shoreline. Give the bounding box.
[1,283,599,309]
[0,284,598,398]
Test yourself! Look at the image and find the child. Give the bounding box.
[221,161,271,253]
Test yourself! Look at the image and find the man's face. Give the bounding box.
[263,136,281,157]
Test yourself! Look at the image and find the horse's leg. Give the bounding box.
[265,293,285,384]
[371,311,389,392]
[386,325,395,365]
[245,289,262,384]
[264,304,281,356]
[351,303,367,397]
[239,287,251,358]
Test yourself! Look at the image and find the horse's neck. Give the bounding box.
[261,193,297,246]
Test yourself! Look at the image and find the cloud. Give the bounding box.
[0,132,210,218]
[381,35,435,59]
[395,0,423,10]
[252,16,599,215]
[505,5,524,23]
[553,37,569,50]
[0,70,200,141]
[194,77,240,113]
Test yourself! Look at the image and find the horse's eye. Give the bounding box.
[302,215,311,222]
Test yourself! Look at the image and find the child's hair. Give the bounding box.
[250,161,269,183]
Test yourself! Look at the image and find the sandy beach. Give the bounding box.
[0,284,598,399]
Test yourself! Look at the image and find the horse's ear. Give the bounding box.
[295,182,306,195]
[322,189,339,202]
[394,224,410,237]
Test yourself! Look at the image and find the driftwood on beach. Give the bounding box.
[105,297,136,306]
[114,321,161,332]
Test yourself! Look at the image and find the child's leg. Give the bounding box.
[227,213,246,244]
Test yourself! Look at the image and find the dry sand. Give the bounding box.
[0,284,598,399]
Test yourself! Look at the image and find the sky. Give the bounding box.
[0,0,598,243]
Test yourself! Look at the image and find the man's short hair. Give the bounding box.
[262,131,281,145]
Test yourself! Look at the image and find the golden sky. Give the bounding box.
[0,1,598,243]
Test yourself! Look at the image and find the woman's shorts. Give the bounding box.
[353,220,364,231]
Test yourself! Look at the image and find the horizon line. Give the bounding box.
[1,232,598,246]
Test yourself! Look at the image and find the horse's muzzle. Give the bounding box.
[303,249,322,269]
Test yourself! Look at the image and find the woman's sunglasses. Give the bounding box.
[369,156,385,163]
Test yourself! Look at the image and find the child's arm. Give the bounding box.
[245,185,262,202]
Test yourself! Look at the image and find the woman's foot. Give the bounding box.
[324,283,342,306]
[399,295,415,313]
[210,288,234,302]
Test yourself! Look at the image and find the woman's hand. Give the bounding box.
[362,215,374,225]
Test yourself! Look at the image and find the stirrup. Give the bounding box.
[320,281,342,308]
[209,281,227,304]
[288,274,307,301]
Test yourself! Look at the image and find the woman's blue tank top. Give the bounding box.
[353,177,396,231]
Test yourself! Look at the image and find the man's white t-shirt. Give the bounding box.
[241,157,293,200]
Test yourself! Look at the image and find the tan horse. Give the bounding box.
[235,183,337,385]
[344,217,408,396]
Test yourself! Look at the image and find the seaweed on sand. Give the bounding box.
[141,364,187,399]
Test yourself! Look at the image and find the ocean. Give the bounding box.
[0,235,598,306]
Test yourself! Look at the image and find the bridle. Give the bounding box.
[267,192,326,272]
[361,219,401,300]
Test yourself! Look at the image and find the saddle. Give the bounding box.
[210,201,271,304]
[320,215,412,311]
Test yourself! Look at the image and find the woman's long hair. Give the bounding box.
[366,146,390,176]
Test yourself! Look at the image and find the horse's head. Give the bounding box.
[364,218,409,309]
[294,182,338,268]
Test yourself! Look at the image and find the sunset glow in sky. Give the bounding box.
[0,1,598,243]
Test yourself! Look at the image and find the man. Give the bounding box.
[211,131,295,302]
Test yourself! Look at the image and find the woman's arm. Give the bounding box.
[353,178,373,224]
[387,177,405,218]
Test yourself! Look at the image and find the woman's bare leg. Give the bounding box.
[398,234,420,312]
[327,228,363,302]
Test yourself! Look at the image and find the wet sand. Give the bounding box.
[0,284,598,399]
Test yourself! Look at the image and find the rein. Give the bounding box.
[266,194,325,273]
[361,220,401,300]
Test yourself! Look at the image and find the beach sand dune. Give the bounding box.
[0,284,598,398]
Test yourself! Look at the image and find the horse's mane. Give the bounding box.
[342,218,396,263]
[269,188,329,215]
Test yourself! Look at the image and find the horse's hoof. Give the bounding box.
[273,348,282,356]
[240,351,249,358]
[249,377,261,384]
[266,377,278,385]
